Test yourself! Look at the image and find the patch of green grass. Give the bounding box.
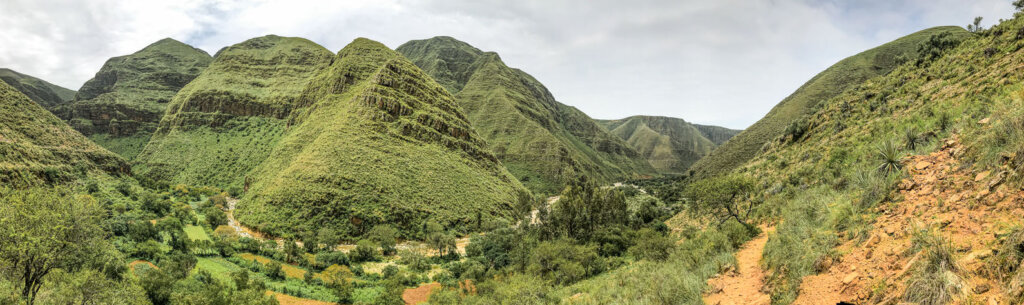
[195,257,244,287]
[184,225,211,242]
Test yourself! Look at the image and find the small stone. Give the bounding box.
[990,296,999,305]
[916,161,933,170]
[974,283,991,294]
[866,234,881,247]
[976,170,992,182]
[843,272,860,285]
[979,117,991,124]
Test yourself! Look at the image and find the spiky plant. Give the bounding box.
[904,128,922,150]
[938,112,951,132]
[876,139,903,175]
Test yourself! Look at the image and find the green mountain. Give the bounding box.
[688,26,971,179]
[0,78,127,187]
[66,38,212,159]
[134,35,334,190]
[597,116,736,174]
[397,36,653,194]
[235,38,527,238]
[693,124,741,146]
[0,68,76,110]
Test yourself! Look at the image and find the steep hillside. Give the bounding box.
[0,68,76,110]
[134,35,334,191]
[398,36,653,194]
[597,116,724,174]
[235,38,527,238]
[689,26,972,179]
[0,78,127,187]
[698,18,1024,304]
[67,38,212,159]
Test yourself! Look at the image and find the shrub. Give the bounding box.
[399,251,431,273]
[316,251,350,269]
[629,228,675,261]
[351,240,379,263]
[367,225,399,256]
[265,261,285,280]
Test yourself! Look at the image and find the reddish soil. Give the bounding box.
[266,291,335,305]
[703,227,774,305]
[792,137,1023,304]
[403,282,442,305]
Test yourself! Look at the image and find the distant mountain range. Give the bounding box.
[597,116,739,174]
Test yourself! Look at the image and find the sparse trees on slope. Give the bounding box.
[684,174,757,230]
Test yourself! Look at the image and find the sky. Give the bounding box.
[0,0,1016,129]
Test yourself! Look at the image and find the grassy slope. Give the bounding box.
[689,26,972,179]
[0,79,127,187]
[0,68,76,110]
[597,115,721,174]
[68,38,212,159]
[700,18,1024,303]
[398,36,653,194]
[236,38,527,238]
[135,35,334,190]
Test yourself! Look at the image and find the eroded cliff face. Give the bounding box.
[67,38,212,159]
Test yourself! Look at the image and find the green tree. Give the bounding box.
[203,206,228,228]
[368,225,399,256]
[265,261,285,280]
[351,240,379,263]
[0,188,107,305]
[1016,0,1024,11]
[684,174,757,230]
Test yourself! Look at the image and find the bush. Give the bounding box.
[351,240,379,263]
[203,206,228,228]
[876,139,903,175]
[527,239,604,285]
[399,251,431,273]
[316,251,350,269]
[367,225,399,256]
[629,228,675,261]
[265,261,285,280]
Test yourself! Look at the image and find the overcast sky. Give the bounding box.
[0,0,1016,129]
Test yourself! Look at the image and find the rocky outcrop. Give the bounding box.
[67,38,212,159]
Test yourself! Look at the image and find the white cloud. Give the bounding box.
[0,0,1015,128]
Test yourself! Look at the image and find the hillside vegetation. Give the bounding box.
[398,36,653,194]
[236,38,528,239]
[0,68,75,111]
[598,115,738,174]
[653,14,1024,304]
[0,79,127,187]
[67,38,212,159]
[689,26,972,179]
[135,35,334,191]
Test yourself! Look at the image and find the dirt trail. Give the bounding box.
[792,136,1023,304]
[703,227,774,305]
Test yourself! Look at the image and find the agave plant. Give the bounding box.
[904,128,922,150]
[877,139,903,175]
